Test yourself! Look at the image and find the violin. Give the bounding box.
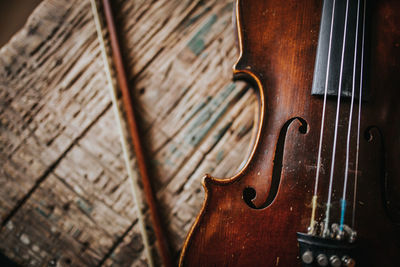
[180,0,400,266]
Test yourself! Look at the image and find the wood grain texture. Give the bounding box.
[0,0,256,266]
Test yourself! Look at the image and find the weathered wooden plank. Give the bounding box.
[1,173,113,266]
[0,0,139,264]
[0,0,257,265]
[0,0,111,220]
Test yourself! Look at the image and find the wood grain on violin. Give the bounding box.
[180,0,400,266]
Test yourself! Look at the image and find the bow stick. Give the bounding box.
[90,0,172,266]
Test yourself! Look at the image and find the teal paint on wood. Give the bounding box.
[35,207,50,218]
[213,121,232,141]
[185,83,238,146]
[187,83,236,134]
[187,14,218,56]
[182,96,212,125]
[216,150,224,164]
[76,199,93,215]
[164,158,174,167]
[169,144,177,154]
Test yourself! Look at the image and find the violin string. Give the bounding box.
[310,0,337,234]
[352,0,366,229]
[323,0,350,237]
[340,0,361,233]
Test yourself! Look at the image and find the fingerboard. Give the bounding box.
[311,0,369,100]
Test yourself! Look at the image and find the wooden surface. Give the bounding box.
[0,0,256,266]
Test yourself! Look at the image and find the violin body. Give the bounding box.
[180,0,400,266]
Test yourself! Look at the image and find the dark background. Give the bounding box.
[0,0,42,47]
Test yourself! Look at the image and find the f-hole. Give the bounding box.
[365,126,400,224]
[243,117,308,209]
